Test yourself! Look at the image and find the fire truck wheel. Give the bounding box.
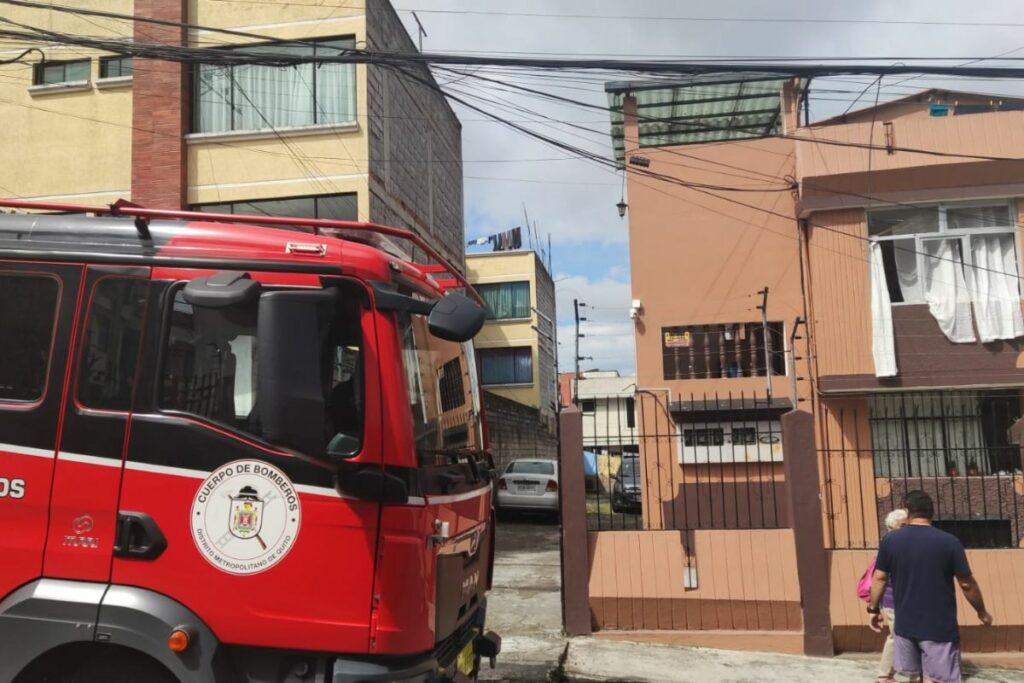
[61,646,177,683]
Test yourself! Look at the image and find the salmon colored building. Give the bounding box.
[587,73,1024,656]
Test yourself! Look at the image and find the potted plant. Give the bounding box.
[966,459,980,476]
[946,459,960,477]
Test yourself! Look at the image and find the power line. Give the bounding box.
[0,0,328,47]
[435,66,1022,163]
[392,64,1024,286]
[393,7,1024,30]
[11,7,1024,81]
[201,1,1024,30]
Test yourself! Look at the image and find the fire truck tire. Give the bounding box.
[61,646,178,683]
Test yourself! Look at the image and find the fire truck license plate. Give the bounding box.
[456,641,475,676]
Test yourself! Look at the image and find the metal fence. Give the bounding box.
[820,391,1024,549]
[581,392,787,533]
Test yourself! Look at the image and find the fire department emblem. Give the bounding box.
[190,460,301,575]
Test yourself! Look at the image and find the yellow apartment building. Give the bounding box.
[466,250,557,455]
[0,0,464,267]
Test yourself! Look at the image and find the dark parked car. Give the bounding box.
[611,454,642,513]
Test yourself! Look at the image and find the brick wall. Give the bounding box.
[131,0,188,209]
[365,0,464,272]
[485,390,558,472]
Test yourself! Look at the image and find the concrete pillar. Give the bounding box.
[131,0,189,209]
[559,406,591,636]
[781,409,834,656]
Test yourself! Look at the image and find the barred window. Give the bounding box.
[662,322,784,380]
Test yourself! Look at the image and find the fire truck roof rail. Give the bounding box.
[0,198,480,304]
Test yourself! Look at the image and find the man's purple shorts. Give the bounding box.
[894,633,961,683]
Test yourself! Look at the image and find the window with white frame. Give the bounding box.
[194,37,356,134]
[868,201,1019,305]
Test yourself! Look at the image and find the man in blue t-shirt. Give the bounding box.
[868,490,993,683]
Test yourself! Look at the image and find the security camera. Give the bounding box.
[629,299,642,320]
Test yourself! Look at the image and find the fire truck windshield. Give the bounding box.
[160,281,364,456]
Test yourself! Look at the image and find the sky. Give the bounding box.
[397,0,1024,376]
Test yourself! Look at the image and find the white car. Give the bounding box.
[495,459,559,516]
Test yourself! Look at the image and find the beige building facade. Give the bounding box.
[466,250,557,421]
[0,0,464,268]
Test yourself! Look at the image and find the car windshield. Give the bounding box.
[620,458,639,480]
[507,460,554,475]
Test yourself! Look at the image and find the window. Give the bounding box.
[869,391,1020,478]
[398,311,481,456]
[192,193,357,223]
[506,460,554,475]
[731,427,758,445]
[34,59,90,86]
[678,419,782,464]
[160,284,364,454]
[438,357,466,413]
[478,347,532,386]
[868,202,1018,305]
[195,38,356,134]
[77,278,147,411]
[99,56,133,79]
[626,397,636,429]
[477,281,530,320]
[684,428,725,447]
[662,322,785,380]
[933,519,1012,549]
[618,456,639,484]
[580,399,596,414]
[0,274,59,401]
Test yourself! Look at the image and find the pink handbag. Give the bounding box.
[857,558,876,603]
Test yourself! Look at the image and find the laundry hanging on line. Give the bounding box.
[466,226,522,252]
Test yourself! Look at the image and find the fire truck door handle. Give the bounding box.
[113,511,168,560]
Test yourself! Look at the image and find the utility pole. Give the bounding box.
[573,299,587,405]
[756,286,772,400]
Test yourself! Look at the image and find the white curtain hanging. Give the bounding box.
[924,239,976,343]
[196,65,232,134]
[869,241,898,377]
[317,61,357,123]
[965,234,1024,342]
[234,61,315,131]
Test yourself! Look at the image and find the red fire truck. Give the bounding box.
[0,199,501,683]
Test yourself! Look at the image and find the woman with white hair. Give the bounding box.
[874,508,909,683]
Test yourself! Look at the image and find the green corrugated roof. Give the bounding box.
[606,74,793,164]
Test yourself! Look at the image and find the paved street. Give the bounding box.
[480,516,565,683]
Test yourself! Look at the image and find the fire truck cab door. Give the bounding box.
[0,262,83,601]
[42,266,151,582]
[113,271,383,653]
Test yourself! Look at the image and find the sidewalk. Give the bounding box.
[559,638,1024,682]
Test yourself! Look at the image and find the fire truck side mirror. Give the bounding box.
[428,293,486,342]
[257,289,339,456]
[183,271,260,307]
